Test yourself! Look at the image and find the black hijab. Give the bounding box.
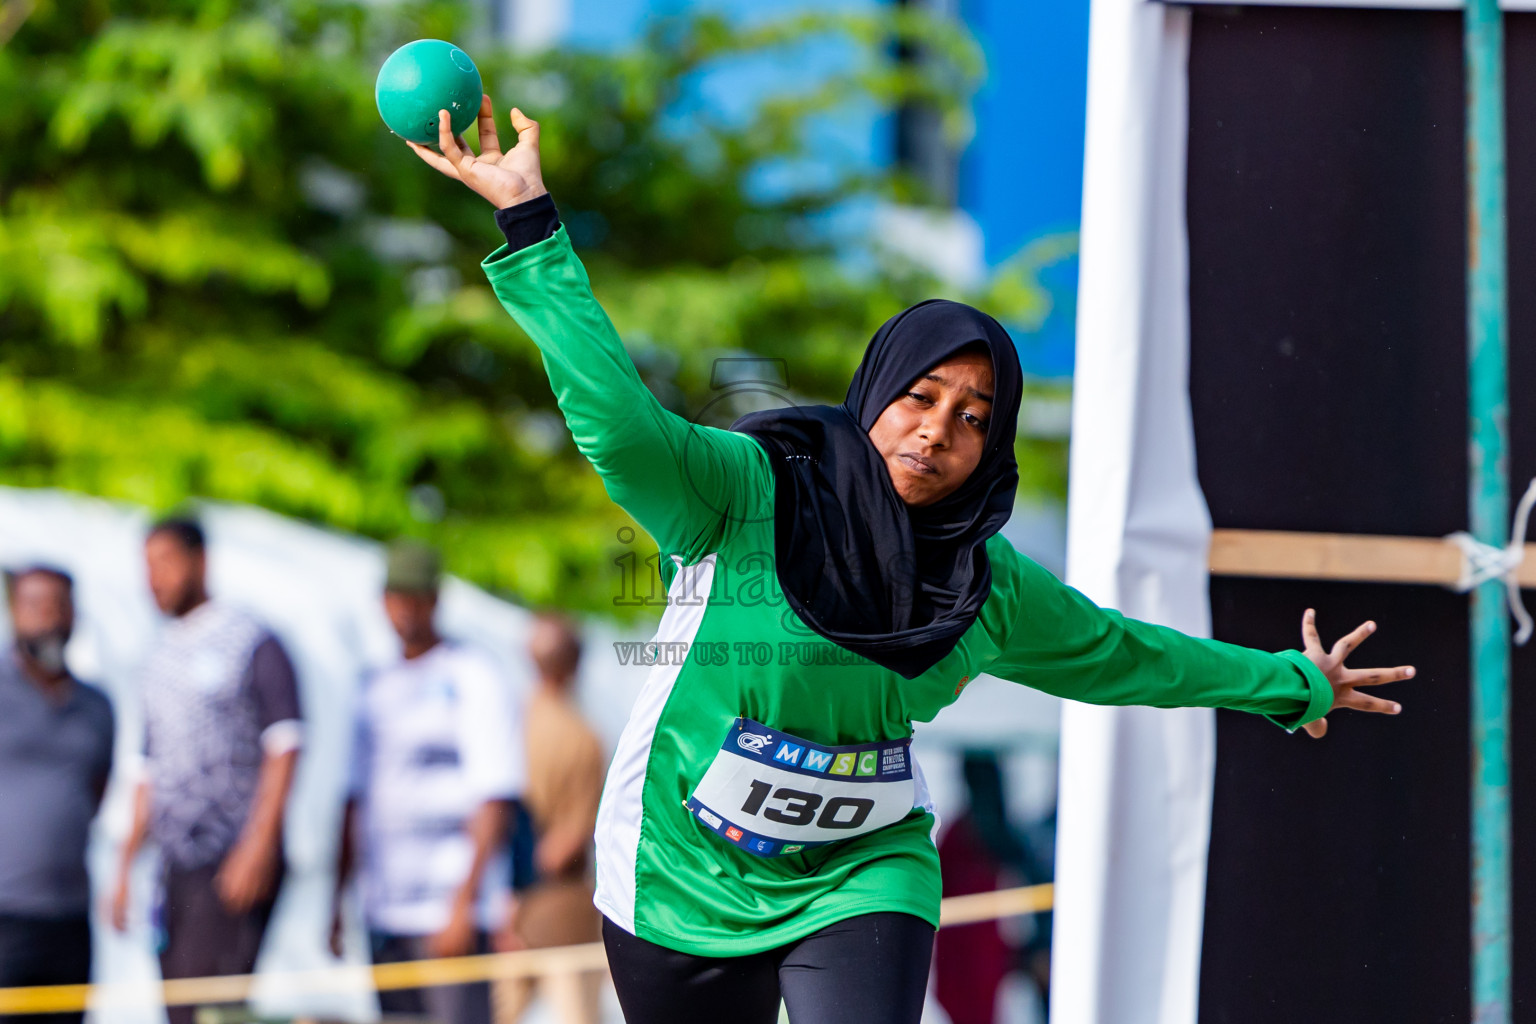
[733,299,1022,679]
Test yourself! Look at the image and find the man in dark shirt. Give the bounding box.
[0,566,115,1024]
[110,519,302,1024]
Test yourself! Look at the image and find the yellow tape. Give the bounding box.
[0,883,1052,1014]
[938,882,1054,926]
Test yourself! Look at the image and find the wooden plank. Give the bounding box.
[1208,529,1536,587]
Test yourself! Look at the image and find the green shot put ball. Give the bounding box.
[375,39,482,145]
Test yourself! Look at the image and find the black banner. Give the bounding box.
[1186,6,1536,1021]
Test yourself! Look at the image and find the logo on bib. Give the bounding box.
[802,749,834,773]
[773,742,804,765]
[737,732,773,754]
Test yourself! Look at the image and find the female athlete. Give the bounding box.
[407,99,1413,1024]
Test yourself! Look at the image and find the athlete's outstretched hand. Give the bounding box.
[406,95,547,209]
[1297,608,1415,739]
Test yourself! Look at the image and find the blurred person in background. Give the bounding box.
[494,613,605,1024]
[332,540,525,1024]
[0,567,114,1024]
[933,751,1055,1024]
[111,518,303,1024]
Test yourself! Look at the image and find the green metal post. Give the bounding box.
[1466,1,1511,1021]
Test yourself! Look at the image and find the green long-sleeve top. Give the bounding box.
[483,224,1332,956]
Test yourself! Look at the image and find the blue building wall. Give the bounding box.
[959,0,1088,264]
[959,0,1089,379]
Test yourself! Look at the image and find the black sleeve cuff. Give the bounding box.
[495,193,561,252]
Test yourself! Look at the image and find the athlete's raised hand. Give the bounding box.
[407,95,547,209]
[1297,608,1415,739]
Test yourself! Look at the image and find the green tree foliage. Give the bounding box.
[0,0,1073,613]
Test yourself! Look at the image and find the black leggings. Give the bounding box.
[603,912,934,1024]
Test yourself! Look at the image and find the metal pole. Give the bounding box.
[1466,1,1511,1021]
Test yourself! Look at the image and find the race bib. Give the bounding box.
[686,717,916,858]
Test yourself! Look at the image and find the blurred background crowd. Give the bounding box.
[0,0,1082,1021]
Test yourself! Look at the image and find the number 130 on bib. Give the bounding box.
[686,718,917,858]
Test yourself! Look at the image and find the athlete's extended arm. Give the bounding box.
[985,548,1412,735]
[407,99,769,561]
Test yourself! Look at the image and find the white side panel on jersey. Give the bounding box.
[593,555,718,935]
[912,755,941,842]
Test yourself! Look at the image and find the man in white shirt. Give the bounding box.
[332,541,524,1024]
